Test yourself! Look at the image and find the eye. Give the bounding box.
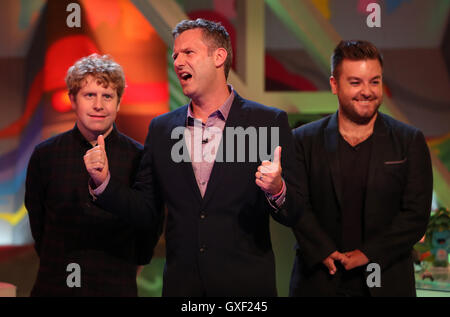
[350,82,359,86]
[103,94,113,99]
[85,93,95,98]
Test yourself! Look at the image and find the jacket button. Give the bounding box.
[200,245,206,253]
[200,212,206,219]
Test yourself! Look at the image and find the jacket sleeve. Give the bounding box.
[291,128,337,269]
[25,147,46,256]
[95,120,165,264]
[269,111,303,227]
[361,130,433,270]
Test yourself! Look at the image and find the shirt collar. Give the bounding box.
[186,85,235,126]
[73,123,118,147]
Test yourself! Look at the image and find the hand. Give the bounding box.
[255,146,283,195]
[84,135,109,187]
[341,249,369,270]
[322,251,346,275]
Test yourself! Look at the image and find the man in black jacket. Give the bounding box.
[25,54,155,296]
[84,19,301,296]
[289,40,433,296]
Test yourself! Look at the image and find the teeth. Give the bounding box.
[180,73,191,80]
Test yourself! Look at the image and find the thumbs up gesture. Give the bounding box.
[84,135,109,187]
[255,146,283,195]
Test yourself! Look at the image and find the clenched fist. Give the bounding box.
[84,135,109,187]
[255,146,283,195]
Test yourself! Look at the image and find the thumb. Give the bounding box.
[273,146,281,166]
[97,134,105,151]
[324,258,336,275]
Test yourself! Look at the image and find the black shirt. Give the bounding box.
[25,125,146,296]
[337,132,373,296]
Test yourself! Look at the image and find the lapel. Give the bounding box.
[169,105,203,204]
[364,113,390,214]
[201,92,249,209]
[324,111,344,208]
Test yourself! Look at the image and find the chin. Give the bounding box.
[354,110,378,125]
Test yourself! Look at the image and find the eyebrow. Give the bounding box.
[172,48,194,59]
[82,91,115,95]
[347,76,382,81]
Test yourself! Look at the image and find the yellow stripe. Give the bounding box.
[0,204,28,226]
[428,133,450,147]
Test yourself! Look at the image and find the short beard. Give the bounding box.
[339,100,381,125]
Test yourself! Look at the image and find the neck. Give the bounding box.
[338,111,377,147]
[191,83,230,122]
[77,123,113,146]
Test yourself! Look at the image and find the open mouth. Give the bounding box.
[179,72,192,82]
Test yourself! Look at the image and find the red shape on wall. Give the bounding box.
[44,35,99,92]
[51,89,72,113]
[266,54,317,91]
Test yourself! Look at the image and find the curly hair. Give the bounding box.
[65,53,126,101]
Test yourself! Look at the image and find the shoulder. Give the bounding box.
[115,131,144,152]
[151,105,188,127]
[378,113,427,152]
[33,129,73,154]
[238,95,286,119]
[379,113,422,139]
[292,114,332,139]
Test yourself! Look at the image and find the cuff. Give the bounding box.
[88,172,110,201]
[265,179,286,210]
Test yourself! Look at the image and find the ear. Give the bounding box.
[69,94,77,110]
[329,76,338,95]
[116,100,121,112]
[214,47,228,69]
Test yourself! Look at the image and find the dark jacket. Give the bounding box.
[290,112,432,296]
[96,92,302,296]
[25,126,153,296]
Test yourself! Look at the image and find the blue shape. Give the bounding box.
[386,0,411,15]
[19,0,46,30]
[0,106,43,196]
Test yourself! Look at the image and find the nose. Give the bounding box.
[173,55,184,70]
[93,96,104,110]
[360,83,372,99]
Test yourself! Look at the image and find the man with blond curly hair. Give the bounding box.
[25,54,160,296]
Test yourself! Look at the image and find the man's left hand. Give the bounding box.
[341,249,369,270]
[255,146,283,195]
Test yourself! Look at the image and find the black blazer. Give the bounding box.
[290,112,432,297]
[25,126,146,296]
[96,92,301,296]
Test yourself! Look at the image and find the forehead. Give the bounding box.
[79,75,116,92]
[173,28,208,49]
[340,59,382,78]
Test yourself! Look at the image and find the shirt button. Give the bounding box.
[201,182,206,186]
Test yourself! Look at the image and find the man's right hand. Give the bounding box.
[84,134,109,187]
[322,251,346,275]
